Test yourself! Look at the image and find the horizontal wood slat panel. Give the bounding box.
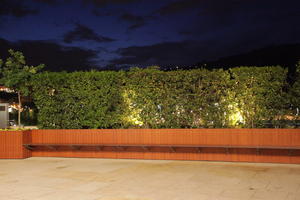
[1,129,300,163]
[0,131,31,159]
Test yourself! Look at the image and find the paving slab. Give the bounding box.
[0,157,299,200]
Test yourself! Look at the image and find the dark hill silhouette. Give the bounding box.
[162,43,299,72]
[197,43,300,69]
[191,43,300,83]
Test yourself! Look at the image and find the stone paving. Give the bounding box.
[0,157,299,200]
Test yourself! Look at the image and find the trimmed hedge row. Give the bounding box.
[32,71,124,129]
[31,65,300,129]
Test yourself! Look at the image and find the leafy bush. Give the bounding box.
[31,65,297,129]
[122,67,231,128]
[229,66,289,127]
[31,71,124,129]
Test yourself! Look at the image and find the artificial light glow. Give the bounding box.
[228,103,244,126]
[122,89,143,126]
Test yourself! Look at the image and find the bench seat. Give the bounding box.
[23,143,300,152]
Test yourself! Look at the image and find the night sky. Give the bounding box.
[0,0,299,71]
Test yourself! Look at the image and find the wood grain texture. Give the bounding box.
[1,129,300,163]
[0,131,31,159]
[28,129,300,164]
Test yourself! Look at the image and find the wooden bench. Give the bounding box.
[23,143,300,155]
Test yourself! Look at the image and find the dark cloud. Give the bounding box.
[0,0,38,17]
[119,13,147,30]
[197,0,299,28]
[31,0,138,8]
[32,0,57,5]
[111,23,300,67]
[111,40,211,66]
[178,0,300,43]
[92,9,113,17]
[0,38,98,71]
[178,30,193,36]
[82,0,138,7]
[156,0,201,15]
[63,23,115,43]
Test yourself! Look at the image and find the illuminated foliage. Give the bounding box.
[30,64,297,129]
[229,66,289,127]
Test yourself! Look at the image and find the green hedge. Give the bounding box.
[122,67,231,128]
[32,71,124,129]
[229,66,289,127]
[31,65,298,129]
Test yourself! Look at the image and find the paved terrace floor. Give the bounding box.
[0,157,299,200]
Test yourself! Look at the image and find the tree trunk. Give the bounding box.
[18,91,22,128]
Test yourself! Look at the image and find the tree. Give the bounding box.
[0,49,44,127]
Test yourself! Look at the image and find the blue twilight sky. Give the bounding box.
[0,0,299,71]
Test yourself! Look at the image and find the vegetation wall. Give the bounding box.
[31,65,299,129]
